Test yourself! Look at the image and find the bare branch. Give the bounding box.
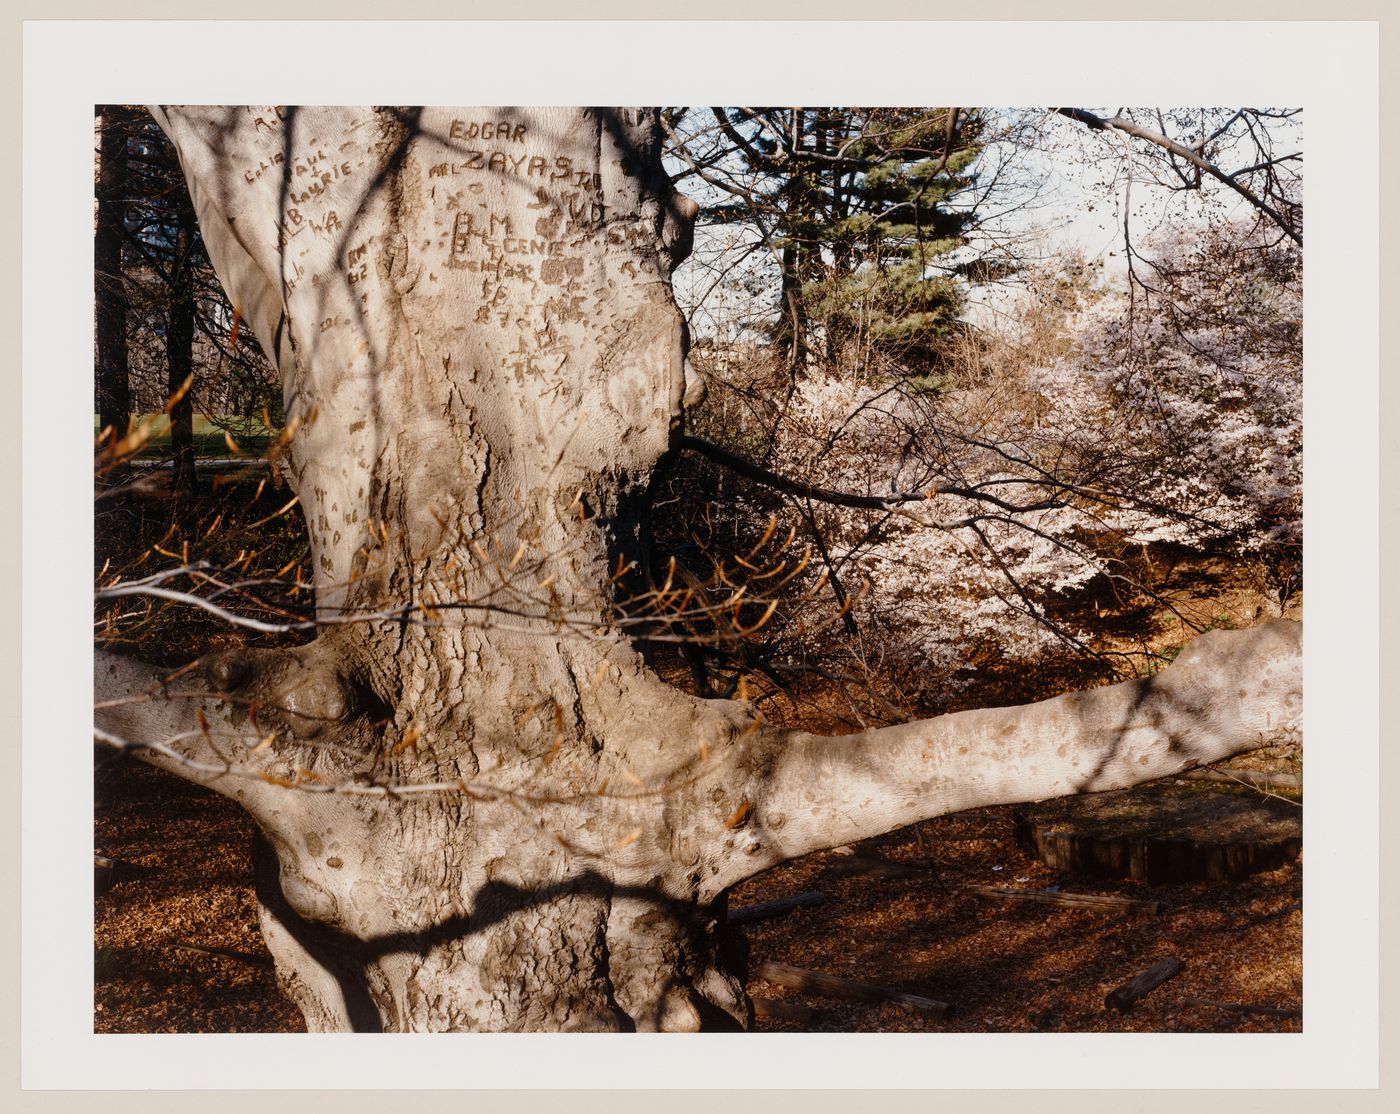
[1055,108,1301,244]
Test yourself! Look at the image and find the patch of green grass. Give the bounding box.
[95,413,274,459]
[900,372,956,395]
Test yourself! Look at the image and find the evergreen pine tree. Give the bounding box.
[701,107,983,380]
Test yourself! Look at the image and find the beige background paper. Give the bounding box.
[5,2,1392,1110]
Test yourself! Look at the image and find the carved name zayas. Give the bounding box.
[430,152,601,187]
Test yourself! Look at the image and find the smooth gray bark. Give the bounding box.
[93,106,1303,1033]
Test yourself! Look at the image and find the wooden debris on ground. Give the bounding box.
[751,996,823,1024]
[1181,996,1301,1020]
[1016,783,1302,884]
[1104,957,1185,1012]
[823,851,930,879]
[752,960,952,1020]
[1179,768,1301,792]
[728,890,828,926]
[94,853,155,896]
[961,884,1163,915]
[170,941,274,969]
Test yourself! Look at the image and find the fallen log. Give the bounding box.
[170,941,273,969]
[1182,996,1301,1020]
[824,852,923,879]
[751,996,823,1024]
[1180,768,1301,792]
[962,885,1163,915]
[751,960,952,1020]
[94,854,155,896]
[728,891,828,926]
[1105,957,1185,1012]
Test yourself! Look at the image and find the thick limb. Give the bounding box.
[703,620,1302,891]
[95,649,265,796]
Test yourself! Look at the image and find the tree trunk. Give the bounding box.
[94,105,131,444]
[94,106,1303,1033]
[167,195,198,495]
[776,109,810,375]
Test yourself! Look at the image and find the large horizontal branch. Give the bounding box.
[711,620,1301,889]
[1055,108,1301,245]
[94,652,625,827]
[93,651,267,799]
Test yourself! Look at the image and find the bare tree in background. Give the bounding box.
[95,105,134,446]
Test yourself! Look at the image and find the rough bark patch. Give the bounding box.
[1013,781,1301,885]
